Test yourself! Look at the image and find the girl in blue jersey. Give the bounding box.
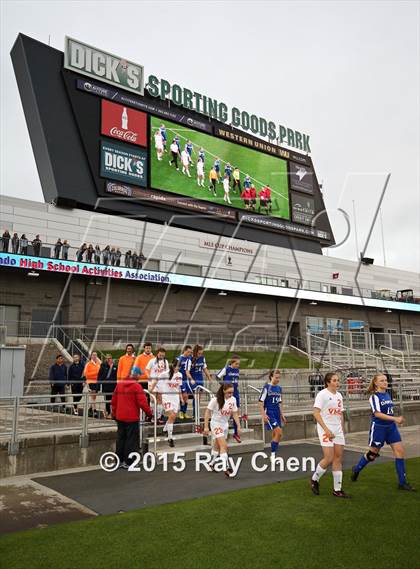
[178,345,193,420]
[190,344,212,419]
[351,373,415,491]
[216,355,241,443]
[258,369,287,455]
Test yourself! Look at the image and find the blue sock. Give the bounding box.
[181,402,187,414]
[355,455,369,472]
[271,441,279,454]
[233,419,238,435]
[395,458,407,485]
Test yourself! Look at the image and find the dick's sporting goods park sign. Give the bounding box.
[64,37,311,153]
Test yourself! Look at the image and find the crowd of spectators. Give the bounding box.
[1,229,146,269]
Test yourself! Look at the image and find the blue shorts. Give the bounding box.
[369,422,401,448]
[181,380,194,395]
[265,412,282,431]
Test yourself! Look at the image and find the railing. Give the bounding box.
[194,385,213,432]
[2,244,419,305]
[4,377,418,456]
[379,346,407,370]
[308,331,420,354]
[245,384,265,443]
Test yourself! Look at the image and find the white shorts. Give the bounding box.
[317,424,345,447]
[162,394,180,414]
[155,144,163,151]
[210,422,228,440]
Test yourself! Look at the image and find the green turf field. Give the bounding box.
[150,117,290,219]
[1,459,418,569]
[108,350,309,369]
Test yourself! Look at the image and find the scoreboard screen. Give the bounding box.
[11,33,335,252]
[150,117,290,221]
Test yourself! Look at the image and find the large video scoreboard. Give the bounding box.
[11,34,334,252]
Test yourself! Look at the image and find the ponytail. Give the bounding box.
[192,344,203,366]
[216,383,231,410]
[169,358,179,380]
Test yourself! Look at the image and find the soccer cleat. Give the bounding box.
[178,412,185,420]
[233,433,242,443]
[311,479,320,495]
[157,418,166,425]
[183,413,192,420]
[350,466,360,482]
[332,490,351,499]
[119,462,129,470]
[398,482,416,492]
[224,467,235,478]
[168,439,175,448]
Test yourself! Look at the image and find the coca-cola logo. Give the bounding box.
[101,100,147,147]
[110,127,138,142]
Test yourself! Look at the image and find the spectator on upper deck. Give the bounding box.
[2,230,11,252]
[19,234,28,255]
[32,235,42,257]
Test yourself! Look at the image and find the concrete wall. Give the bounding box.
[1,403,419,478]
[2,268,419,345]
[1,194,419,296]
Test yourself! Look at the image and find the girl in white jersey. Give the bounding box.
[196,158,205,187]
[150,358,182,448]
[154,130,164,161]
[203,383,240,477]
[311,372,350,499]
[145,347,169,425]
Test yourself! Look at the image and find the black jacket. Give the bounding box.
[98,361,118,393]
[68,361,85,384]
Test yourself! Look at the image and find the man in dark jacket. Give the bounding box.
[98,354,118,419]
[32,235,42,256]
[111,379,153,468]
[68,354,85,415]
[49,355,67,406]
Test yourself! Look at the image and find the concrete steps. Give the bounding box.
[148,427,264,461]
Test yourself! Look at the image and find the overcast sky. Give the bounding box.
[1,0,419,273]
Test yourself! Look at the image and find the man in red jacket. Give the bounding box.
[111,379,153,468]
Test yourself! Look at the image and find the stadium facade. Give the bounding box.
[1,194,419,346]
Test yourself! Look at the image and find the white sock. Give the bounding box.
[210,449,219,464]
[312,464,327,481]
[166,422,173,439]
[220,452,228,470]
[333,470,343,491]
[157,404,163,416]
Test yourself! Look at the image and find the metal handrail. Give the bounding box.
[194,385,214,431]
[246,384,265,443]
[2,246,419,303]
[379,345,406,370]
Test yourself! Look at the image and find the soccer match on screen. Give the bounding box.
[0,1,419,568]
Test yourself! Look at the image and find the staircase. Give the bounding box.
[147,427,264,462]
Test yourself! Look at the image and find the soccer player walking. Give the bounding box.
[204,383,241,477]
[178,345,193,419]
[351,373,416,491]
[223,175,232,204]
[145,347,170,423]
[196,158,205,187]
[259,370,287,455]
[216,356,242,443]
[154,129,164,161]
[189,344,212,421]
[169,139,180,170]
[311,372,350,498]
[150,358,182,447]
[181,148,192,177]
